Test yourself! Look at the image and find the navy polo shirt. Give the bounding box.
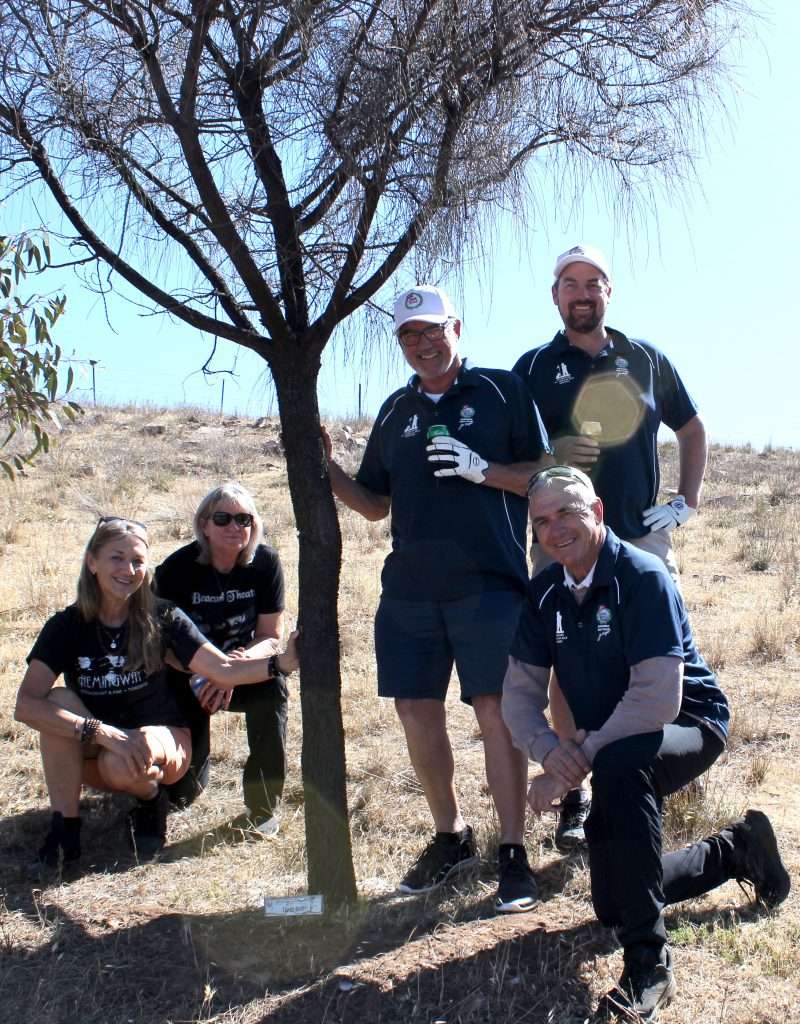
[356,362,550,602]
[512,328,698,539]
[510,528,729,738]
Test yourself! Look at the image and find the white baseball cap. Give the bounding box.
[393,285,457,334]
[553,244,612,283]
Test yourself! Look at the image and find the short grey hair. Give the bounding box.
[193,482,264,565]
[527,465,597,507]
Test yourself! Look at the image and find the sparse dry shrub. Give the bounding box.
[736,498,783,571]
[702,632,728,672]
[662,773,738,849]
[749,608,798,662]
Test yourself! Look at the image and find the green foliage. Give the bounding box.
[0,233,81,479]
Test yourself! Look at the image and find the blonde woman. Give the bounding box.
[155,483,292,837]
[15,517,298,869]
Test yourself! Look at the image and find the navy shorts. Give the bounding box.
[374,589,523,703]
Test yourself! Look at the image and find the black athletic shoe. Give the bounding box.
[596,947,677,1021]
[555,790,590,852]
[398,826,479,894]
[128,788,168,862]
[731,809,791,909]
[495,844,538,913]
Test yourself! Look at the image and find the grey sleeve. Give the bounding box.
[501,657,560,765]
[581,656,683,764]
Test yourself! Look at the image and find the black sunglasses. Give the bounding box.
[211,511,254,528]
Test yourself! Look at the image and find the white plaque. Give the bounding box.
[264,894,325,917]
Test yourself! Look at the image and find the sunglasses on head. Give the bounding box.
[211,511,254,528]
[96,515,148,532]
[526,465,592,498]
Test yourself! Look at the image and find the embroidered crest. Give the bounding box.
[458,404,475,430]
[614,356,629,377]
[555,610,567,644]
[402,414,420,438]
[404,291,423,309]
[596,604,612,640]
[555,361,574,385]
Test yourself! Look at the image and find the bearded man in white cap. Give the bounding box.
[323,285,551,912]
[512,245,708,852]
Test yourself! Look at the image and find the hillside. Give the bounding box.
[0,405,797,1024]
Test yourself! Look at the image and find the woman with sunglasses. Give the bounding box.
[15,516,297,870]
[154,482,293,837]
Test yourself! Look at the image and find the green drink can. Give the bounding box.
[426,424,450,440]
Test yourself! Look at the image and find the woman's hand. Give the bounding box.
[96,723,153,776]
[278,630,300,674]
[198,681,233,713]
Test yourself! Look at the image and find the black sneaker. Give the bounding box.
[555,790,590,852]
[128,788,168,862]
[596,947,677,1021]
[398,826,479,894]
[495,844,538,913]
[731,809,791,909]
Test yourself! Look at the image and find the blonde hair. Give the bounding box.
[193,482,264,566]
[77,518,163,674]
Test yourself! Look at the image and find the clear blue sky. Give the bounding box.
[6,1,796,449]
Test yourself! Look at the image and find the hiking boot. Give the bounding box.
[229,811,280,840]
[127,788,168,862]
[28,812,81,878]
[495,844,538,913]
[596,946,676,1021]
[555,789,590,852]
[730,809,790,909]
[398,826,479,894]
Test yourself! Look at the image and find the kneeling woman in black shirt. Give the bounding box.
[15,517,298,869]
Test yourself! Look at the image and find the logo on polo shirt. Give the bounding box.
[596,604,612,641]
[458,404,475,430]
[402,414,420,438]
[555,611,567,644]
[555,362,573,385]
[614,357,629,377]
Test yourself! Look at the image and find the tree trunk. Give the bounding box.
[271,352,357,907]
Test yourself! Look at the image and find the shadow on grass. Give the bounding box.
[0,806,610,1024]
[0,882,611,1024]
[1,809,771,1024]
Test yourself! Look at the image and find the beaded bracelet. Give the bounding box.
[80,717,100,744]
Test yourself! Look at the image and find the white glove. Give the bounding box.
[426,436,488,484]
[642,495,696,533]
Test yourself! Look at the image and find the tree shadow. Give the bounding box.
[0,883,611,1024]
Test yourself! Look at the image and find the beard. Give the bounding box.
[565,302,602,334]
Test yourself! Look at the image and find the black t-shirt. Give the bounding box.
[27,602,206,729]
[154,542,285,652]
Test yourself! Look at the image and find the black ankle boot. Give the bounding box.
[32,812,82,874]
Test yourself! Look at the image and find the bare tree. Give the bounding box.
[0,0,744,905]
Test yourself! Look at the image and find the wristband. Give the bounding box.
[268,653,282,679]
[81,718,100,743]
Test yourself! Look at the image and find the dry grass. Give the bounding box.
[0,410,798,1024]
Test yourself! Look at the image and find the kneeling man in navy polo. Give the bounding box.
[323,285,552,912]
[502,466,790,1020]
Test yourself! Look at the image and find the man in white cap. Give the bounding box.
[323,285,551,912]
[512,245,708,851]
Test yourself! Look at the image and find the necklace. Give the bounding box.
[96,621,127,654]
